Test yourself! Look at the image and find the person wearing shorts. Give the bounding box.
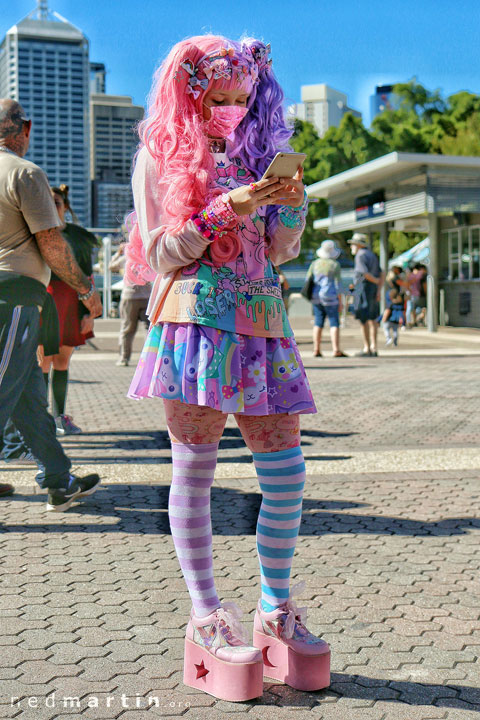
[306,239,347,358]
[348,233,384,357]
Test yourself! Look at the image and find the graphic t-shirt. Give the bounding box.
[134,148,304,338]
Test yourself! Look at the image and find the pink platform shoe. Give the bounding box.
[184,602,264,702]
[253,583,331,691]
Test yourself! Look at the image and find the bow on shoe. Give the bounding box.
[281,581,308,639]
[217,601,249,644]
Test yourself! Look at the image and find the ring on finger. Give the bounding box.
[250,182,259,192]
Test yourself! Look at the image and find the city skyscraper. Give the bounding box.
[370,85,399,123]
[90,91,143,228]
[289,84,361,137]
[0,1,91,224]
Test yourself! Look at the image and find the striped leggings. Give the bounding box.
[166,401,305,617]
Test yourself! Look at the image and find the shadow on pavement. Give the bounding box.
[2,487,478,538]
[260,673,480,711]
[49,427,356,464]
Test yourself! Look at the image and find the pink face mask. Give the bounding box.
[203,105,248,138]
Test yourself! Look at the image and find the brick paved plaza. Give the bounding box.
[1,318,479,719]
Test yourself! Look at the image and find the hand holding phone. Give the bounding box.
[261,152,306,180]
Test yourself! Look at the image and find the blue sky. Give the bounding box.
[5,0,480,125]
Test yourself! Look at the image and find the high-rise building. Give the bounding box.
[289,84,362,137]
[90,93,143,228]
[90,61,106,94]
[0,1,91,224]
[370,85,399,122]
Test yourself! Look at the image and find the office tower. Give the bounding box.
[0,1,91,224]
[289,84,362,137]
[370,85,398,122]
[90,62,106,94]
[90,93,144,228]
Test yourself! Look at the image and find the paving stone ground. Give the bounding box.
[1,318,479,719]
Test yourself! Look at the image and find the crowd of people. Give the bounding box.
[304,231,429,357]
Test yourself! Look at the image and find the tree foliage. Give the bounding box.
[290,80,480,261]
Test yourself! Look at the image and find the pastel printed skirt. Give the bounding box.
[128,322,317,416]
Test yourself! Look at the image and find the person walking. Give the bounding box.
[41,184,99,435]
[109,241,151,367]
[0,99,102,509]
[306,239,347,358]
[349,232,383,357]
[125,36,330,701]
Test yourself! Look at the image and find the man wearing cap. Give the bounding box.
[305,239,347,358]
[0,99,103,510]
[348,232,383,357]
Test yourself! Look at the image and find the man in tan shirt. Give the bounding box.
[0,99,102,511]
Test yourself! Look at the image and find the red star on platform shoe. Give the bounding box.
[194,660,209,679]
[183,603,263,701]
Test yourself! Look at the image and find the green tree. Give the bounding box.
[290,81,480,263]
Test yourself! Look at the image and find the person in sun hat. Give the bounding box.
[305,239,347,358]
[348,232,384,357]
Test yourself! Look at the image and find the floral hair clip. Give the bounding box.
[248,42,273,73]
[179,46,259,99]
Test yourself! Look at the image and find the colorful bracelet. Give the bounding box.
[277,190,308,229]
[191,194,239,241]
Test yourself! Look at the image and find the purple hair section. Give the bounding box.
[229,38,294,230]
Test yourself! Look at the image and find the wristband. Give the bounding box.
[278,190,308,229]
[78,282,95,301]
[191,194,239,241]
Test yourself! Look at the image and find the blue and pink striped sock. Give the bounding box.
[168,441,221,617]
[253,445,306,611]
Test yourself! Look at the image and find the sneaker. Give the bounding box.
[0,483,15,497]
[253,582,330,691]
[184,602,263,701]
[55,414,82,435]
[46,473,101,512]
[3,450,36,465]
[385,337,393,346]
[116,358,129,367]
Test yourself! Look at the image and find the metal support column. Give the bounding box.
[427,213,439,332]
[379,222,389,312]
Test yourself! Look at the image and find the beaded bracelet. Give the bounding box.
[277,190,308,229]
[191,194,239,241]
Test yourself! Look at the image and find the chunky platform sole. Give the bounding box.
[183,637,264,702]
[253,629,330,691]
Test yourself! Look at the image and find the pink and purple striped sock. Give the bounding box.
[252,445,306,611]
[168,441,221,617]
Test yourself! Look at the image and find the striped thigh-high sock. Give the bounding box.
[252,445,306,611]
[168,441,221,617]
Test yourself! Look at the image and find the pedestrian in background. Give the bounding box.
[41,184,99,435]
[109,241,151,367]
[0,99,102,509]
[349,232,383,357]
[306,239,347,358]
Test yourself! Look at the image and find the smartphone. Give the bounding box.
[262,152,307,180]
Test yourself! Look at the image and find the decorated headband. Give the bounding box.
[176,43,272,99]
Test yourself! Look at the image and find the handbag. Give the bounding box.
[300,273,314,301]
